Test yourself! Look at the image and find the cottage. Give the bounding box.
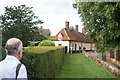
[52,21,95,53]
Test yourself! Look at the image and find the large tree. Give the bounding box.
[73,2,120,52]
[0,5,43,46]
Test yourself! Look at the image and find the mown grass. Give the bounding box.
[56,54,116,78]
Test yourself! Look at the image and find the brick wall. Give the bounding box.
[106,48,120,68]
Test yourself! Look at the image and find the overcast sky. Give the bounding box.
[0,0,83,36]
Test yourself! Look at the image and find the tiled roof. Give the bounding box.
[38,29,50,35]
[52,28,91,43]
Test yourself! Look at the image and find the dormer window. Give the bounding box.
[58,34,62,41]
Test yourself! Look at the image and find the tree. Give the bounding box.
[69,26,75,31]
[31,28,47,41]
[0,5,43,46]
[73,2,120,52]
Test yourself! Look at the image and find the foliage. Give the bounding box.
[69,26,75,31]
[115,45,120,61]
[0,5,43,46]
[73,2,120,52]
[31,29,47,41]
[21,46,65,78]
[102,52,106,61]
[0,47,6,61]
[38,40,55,46]
[51,36,55,39]
[44,34,52,40]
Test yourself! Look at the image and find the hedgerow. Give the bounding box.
[38,40,55,46]
[21,46,65,78]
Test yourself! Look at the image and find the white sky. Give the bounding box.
[0,0,84,36]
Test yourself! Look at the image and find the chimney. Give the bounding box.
[65,21,69,30]
[82,27,86,34]
[75,25,78,32]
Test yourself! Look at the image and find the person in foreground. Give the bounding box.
[0,38,27,80]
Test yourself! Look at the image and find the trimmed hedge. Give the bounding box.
[21,46,65,78]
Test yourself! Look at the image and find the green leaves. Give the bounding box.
[73,2,120,52]
[0,5,43,46]
[39,40,55,46]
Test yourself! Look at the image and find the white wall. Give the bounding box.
[53,41,95,53]
[92,44,95,50]
[83,43,92,50]
[70,42,94,50]
[83,43,95,50]
[53,41,70,53]
[70,42,95,50]
[70,41,82,51]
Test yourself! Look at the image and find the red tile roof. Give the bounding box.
[52,28,91,43]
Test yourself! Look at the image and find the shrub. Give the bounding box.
[38,40,55,46]
[21,46,65,78]
[0,47,6,61]
[0,47,2,61]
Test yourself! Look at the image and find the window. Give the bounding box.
[58,44,62,46]
[58,34,62,41]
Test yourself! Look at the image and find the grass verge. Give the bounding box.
[56,54,116,78]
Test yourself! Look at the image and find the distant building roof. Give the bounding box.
[38,26,50,35]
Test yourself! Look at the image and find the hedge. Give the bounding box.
[0,47,6,61]
[21,46,65,78]
[38,40,55,46]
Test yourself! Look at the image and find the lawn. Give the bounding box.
[56,54,116,78]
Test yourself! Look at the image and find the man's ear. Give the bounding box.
[17,49,22,60]
[18,49,22,54]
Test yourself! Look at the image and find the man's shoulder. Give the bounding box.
[20,64,27,70]
[0,60,4,65]
[18,63,27,78]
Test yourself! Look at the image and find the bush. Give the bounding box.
[38,40,55,46]
[0,47,6,61]
[21,46,65,78]
[102,52,106,61]
[0,47,2,61]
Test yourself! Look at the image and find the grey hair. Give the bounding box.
[5,38,23,55]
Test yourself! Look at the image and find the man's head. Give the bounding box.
[5,38,23,60]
